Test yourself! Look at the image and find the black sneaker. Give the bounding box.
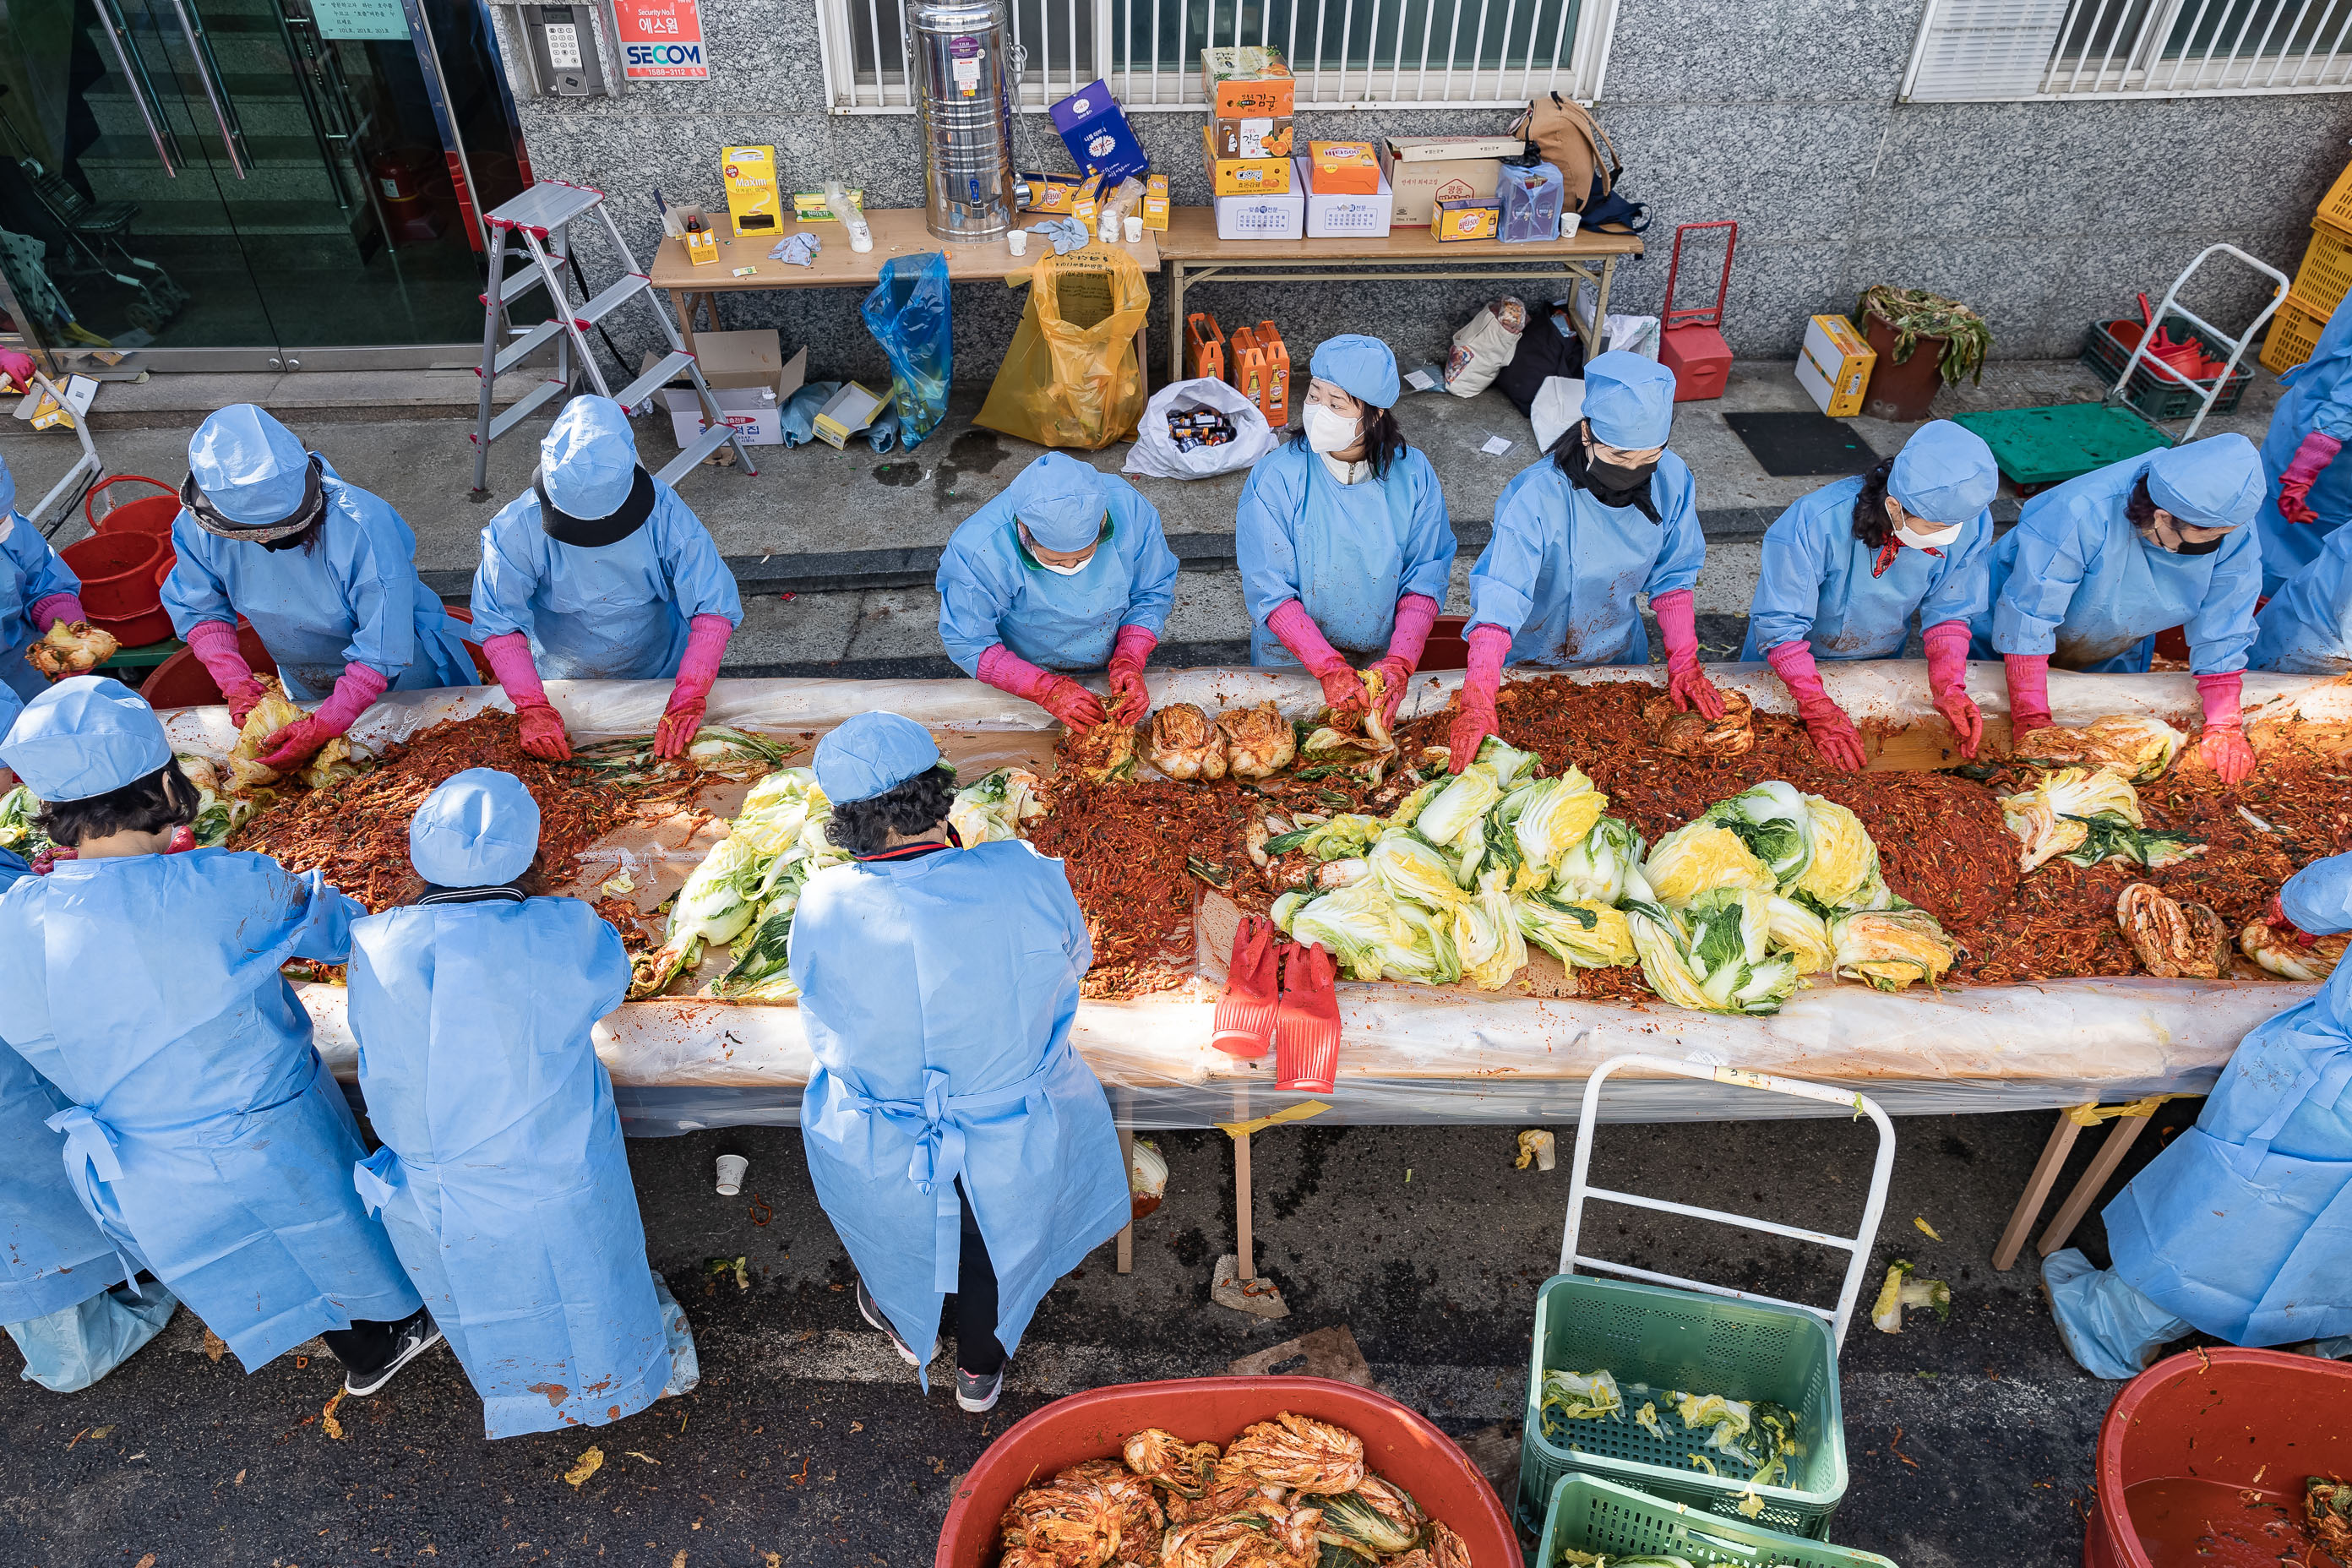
[343,1309,442,1397]
[856,1277,938,1368]
[956,1365,1004,1413]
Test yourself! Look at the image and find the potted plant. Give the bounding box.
[1852,285,1995,422]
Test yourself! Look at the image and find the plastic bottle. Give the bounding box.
[828,180,874,253]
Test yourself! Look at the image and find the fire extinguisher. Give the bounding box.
[371,152,423,205]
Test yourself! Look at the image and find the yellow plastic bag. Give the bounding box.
[975,242,1149,449]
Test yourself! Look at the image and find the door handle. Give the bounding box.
[165,0,252,178]
[92,0,183,176]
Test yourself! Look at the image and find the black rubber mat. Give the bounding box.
[1723,410,1881,476]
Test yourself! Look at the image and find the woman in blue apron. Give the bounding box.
[1450,351,1723,770]
[787,711,1127,1414]
[0,676,436,1394]
[936,453,1179,730]
[2251,504,2352,674]
[0,454,88,707]
[2252,291,2352,598]
[1235,335,1456,727]
[162,405,476,770]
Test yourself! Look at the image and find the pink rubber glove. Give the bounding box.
[656,613,732,760]
[2004,653,2053,742]
[2195,668,2254,785]
[1653,589,1725,719]
[1766,640,1866,772]
[978,643,1106,730]
[1266,598,1366,720]
[1447,623,1511,773]
[1106,623,1157,725]
[481,631,570,760]
[185,620,269,727]
[1273,941,1342,1094]
[259,661,386,770]
[0,348,33,393]
[1370,593,1440,727]
[2278,431,2341,525]
[28,593,85,634]
[1922,619,1983,760]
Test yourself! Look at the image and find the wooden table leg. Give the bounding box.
[2038,1112,2154,1259]
[669,290,696,351]
[1993,1109,2084,1271]
[1235,1130,1255,1281]
[1116,1126,1135,1275]
[1168,263,1186,383]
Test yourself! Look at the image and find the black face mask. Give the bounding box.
[2171,533,2225,556]
[1587,455,1658,498]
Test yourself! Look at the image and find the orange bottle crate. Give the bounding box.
[1185,312,1227,382]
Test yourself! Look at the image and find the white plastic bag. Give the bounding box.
[1123,377,1281,480]
[1444,297,1527,397]
[1531,376,1586,456]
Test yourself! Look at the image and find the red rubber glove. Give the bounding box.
[258,662,385,770]
[655,613,732,760]
[166,825,196,854]
[481,631,573,760]
[1370,593,1440,727]
[1267,599,1367,720]
[1922,619,1983,760]
[2266,890,2322,946]
[518,704,572,760]
[1765,640,1866,772]
[976,643,1105,729]
[185,620,270,727]
[1211,915,1279,1059]
[2195,668,2254,785]
[28,592,86,634]
[2277,431,2341,525]
[1273,941,1341,1093]
[2004,653,2053,742]
[1106,624,1157,726]
[1653,589,1725,719]
[1448,623,1511,773]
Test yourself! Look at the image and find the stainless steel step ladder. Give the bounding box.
[470,179,758,497]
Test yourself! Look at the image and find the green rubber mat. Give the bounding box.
[1952,402,2169,489]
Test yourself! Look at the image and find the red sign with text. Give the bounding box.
[617,0,706,79]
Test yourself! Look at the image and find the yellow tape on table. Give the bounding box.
[1217,1100,1331,1140]
[2064,1092,2199,1127]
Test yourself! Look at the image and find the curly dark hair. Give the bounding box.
[2123,473,2159,531]
[1287,406,1408,481]
[824,765,958,857]
[35,757,199,848]
[1848,455,1899,551]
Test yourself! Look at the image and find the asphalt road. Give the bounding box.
[0,1097,2208,1568]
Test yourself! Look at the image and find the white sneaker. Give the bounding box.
[856,1277,938,1367]
[956,1365,1004,1413]
[343,1310,443,1397]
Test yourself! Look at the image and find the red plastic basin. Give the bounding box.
[936,1376,1522,1568]
[60,530,163,621]
[2086,1348,2352,1568]
[137,606,489,707]
[95,493,182,545]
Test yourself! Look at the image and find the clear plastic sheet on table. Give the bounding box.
[163,665,2352,1135]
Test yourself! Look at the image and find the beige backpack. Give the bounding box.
[1511,94,1620,215]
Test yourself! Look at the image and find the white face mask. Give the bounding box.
[1037,554,1092,576]
[1303,403,1359,455]
[0,511,12,546]
[1896,520,1963,549]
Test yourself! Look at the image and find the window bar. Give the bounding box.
[1176,0,1190,101]
[1466,0,1494,100]
[1417,0,1439,100]
[2039,0,2087,93]
[1008,0,1026,106]
[1335,0,1355,101]
[1120,0,1131,100]
[1491,0,1521,103]
[1064,0,1076,95]
[2212,0,2264,90]
[902,0,917,105]
[1310,0,1328,99]
[2242,0,2304,82]
[2054,0,2110,93]
[2088,0,2133,90]
[861,0,886,105]
[2160,0,2216,87]
[2115,0,2169,91]
[1286,0,1302,100]
[2260,0,2317,83]
[1149,0,1161,101]
[1541,0,1570,95]
[2317,0,2352,82]
[1440,0,1466,100]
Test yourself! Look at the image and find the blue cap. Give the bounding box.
[541,396,640,521]
[188,406,310,525]
[1888,420,2000,525]
[0,676,172,803]
[409,767,541,887]
[2145,433,2264,529]
[1004,453,1108,553]
[1309,335,1400,410]
[814,711,941,805]
[1582,351,1676,448]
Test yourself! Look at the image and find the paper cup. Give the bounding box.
[1008,229,1028,257]
[1559,211,1582,241]
[1124,215,1144,243]
[714,1154,749,1197]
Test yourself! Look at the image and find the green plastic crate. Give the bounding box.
[1518,1275,1848,1540]
[1950,403,2169,490]
[1538,1473,1898,1568]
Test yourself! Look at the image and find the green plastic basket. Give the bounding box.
[1518,1275,1848,1540]
[1538,1473,1897,1567]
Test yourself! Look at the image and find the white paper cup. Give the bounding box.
[714,1154,749,1197]
[1008,229,1028,256]
[1124,215,1145,243]
[1559,211,1582,241]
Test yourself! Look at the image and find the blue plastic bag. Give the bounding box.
[2044,1248,2193,1380]
[5,1281,177,1392]
[861,252,951,450]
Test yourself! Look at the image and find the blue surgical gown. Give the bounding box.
[1969,455,2261,674]
[2101,852,2352,1347]
[2253,292,2352,597]
[161,460,477,702]
[787,841,1129,1380]
[2,514,79,705]
[1738,476,1993,661]
[349,896,670,1439]
[1467,453,1706,667]
[469,480,743,682]
[1235,442,1455,666]
[935,482,1179,676]
[2251,514,2352,674]
[0,850,420,1369]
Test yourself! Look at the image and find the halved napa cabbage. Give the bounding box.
[1516,890,1637,969]
[1831,905,1957,992]
[1790,796,1892,912]
[1551,817,1637,906]
[1501,767,1609,889]
[1642,821,1773,907]
[1703,781,1814,888]
[1765,894,1835,975]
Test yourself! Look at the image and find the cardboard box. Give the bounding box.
[1202,124,1292,196]
[1307,140,1380,195]
[1796,313,1875,417]
[1214,188,1304,241]
[721,145,783,237]
[1293,155,1388,238]
[1021,172,1085,213]
[792,188,863,222]
[1050,80,1148,185]
[651,330,807,447]
[1380,138,1514,227]
[1070,172,1105,222]
[1141,172,1169,231]
[812,382,890,449]
[1200,45,1295,116]
[683,226,717,264]
[1212,115,1295,161]
[1431,198,1500,242]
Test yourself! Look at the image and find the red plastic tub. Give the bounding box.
[2087,1348,2352,1568]
[60,530,172,646]
[138,607,489,707]
[89,474,182,546]
[936,1376,1522,1568]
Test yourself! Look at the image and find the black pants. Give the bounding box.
[320,1305,426,1375]
[952,1179,1005,1377]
